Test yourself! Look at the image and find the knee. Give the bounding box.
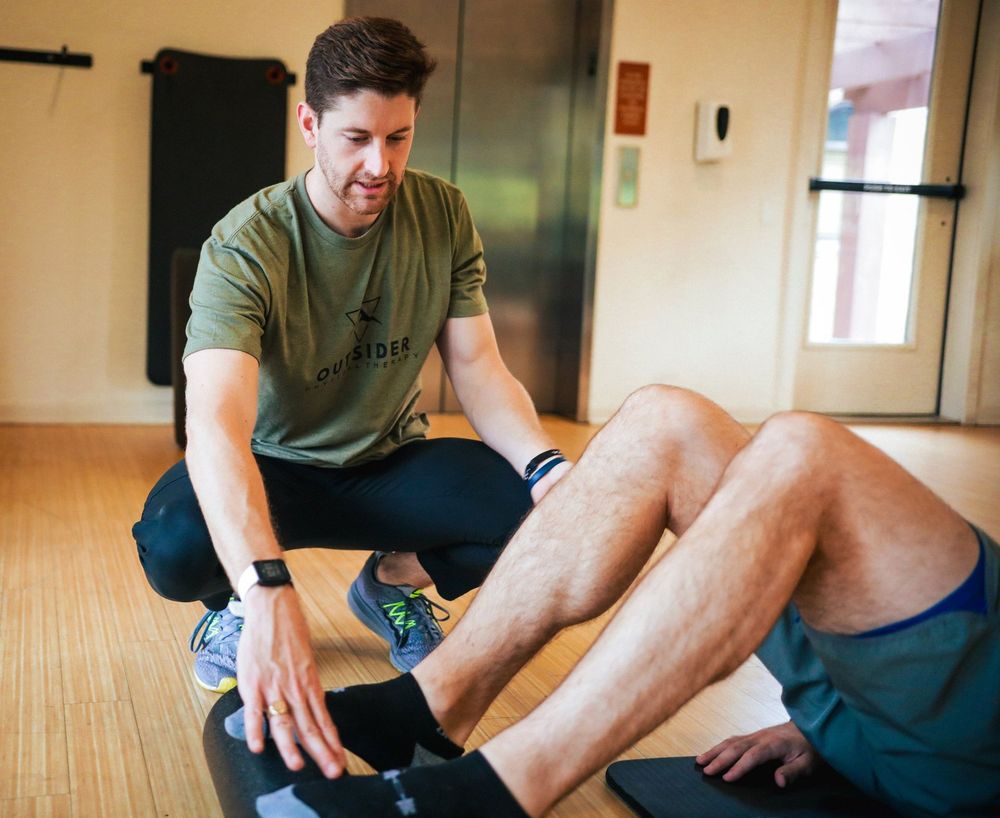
[133,498,214,602]
[614,384,735,462]
[751,411,850,474]
[618,384,716,428]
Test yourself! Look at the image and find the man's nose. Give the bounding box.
[363,143,389,178]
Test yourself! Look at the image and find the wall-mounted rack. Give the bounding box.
[140,55,295,86]
[0,45,92,68]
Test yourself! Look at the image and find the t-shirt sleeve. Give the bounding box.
[448,196,489,318]
[183,238,271,362]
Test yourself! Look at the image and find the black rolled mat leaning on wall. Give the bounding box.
[606,757,900,818]
[204,688,329,818]
[144,48,291,386]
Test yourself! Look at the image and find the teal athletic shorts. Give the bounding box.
[756,525,999,818]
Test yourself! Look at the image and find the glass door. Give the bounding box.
[793,0,980,414]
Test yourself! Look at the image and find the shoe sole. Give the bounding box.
[191,665,237,694]
[347,581,408,673]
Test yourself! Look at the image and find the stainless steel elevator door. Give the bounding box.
[448,0,578,412]
[343,0,602,414]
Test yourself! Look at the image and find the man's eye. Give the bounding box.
[347,136,368,144]
[389,135,409,143]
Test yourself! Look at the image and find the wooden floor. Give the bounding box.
[0,417,997,818]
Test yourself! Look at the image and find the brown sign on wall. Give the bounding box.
[614,61,650,136]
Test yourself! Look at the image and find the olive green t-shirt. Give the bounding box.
[184,169,488,467]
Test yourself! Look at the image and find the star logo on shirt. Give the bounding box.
[345,297,383,342]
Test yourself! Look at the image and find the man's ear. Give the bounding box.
[296,102,319,149]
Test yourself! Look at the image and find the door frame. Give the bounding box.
[939,0,1000,424]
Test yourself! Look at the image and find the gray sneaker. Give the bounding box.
[189,597,243,693]
[347,552,450,672]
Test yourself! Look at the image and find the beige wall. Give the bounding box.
[587,0,820,422]
[981,219,1000,422]
[0,0,341,422]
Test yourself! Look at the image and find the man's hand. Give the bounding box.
[696,721,819,788]
[529,459,572,503]
[237,585,346,778]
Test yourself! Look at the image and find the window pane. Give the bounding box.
[808,0,940,344]
[808,190,920,344]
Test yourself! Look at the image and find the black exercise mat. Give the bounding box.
[145,48,290,385]
[606,757,899,817]
[204,688,329,818]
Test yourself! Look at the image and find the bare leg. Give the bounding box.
[413,386,750,743]
[479,412,978,816]
[377,552,433,588]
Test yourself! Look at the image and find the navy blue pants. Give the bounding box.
[132,438,531,610]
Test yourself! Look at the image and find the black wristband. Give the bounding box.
[524,449,562,480]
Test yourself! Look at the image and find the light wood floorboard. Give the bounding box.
[0,418,996,817]
[0,795,71,818]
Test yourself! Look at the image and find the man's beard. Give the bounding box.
[317,144,400,217]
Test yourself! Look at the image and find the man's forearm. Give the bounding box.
[437,314,571,499]
[452,366,554,475]
[185,423,283,588]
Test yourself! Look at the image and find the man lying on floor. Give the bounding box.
[235,386,998,818]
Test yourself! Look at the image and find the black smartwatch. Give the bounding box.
[237,559,292,599]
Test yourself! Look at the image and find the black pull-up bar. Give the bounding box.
[809,177,965,200]
[0,45,92,68]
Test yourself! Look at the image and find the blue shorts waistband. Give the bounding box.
[855,527,987,639]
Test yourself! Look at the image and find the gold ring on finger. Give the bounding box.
[267,699,289,717]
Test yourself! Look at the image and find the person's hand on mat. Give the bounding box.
[530,459,572,503]
[696,720,819,788]
[237,584,346,779]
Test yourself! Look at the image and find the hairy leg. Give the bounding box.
[413,386,750,743]
[479,412,978,816]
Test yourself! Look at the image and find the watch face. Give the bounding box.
[255,559,291,586]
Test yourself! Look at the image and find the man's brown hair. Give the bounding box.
[306,17,437,118]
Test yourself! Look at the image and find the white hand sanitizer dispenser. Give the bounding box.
[695,101,732,162]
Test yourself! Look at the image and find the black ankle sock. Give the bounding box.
[257,751,530,818]
[324,672,462,771]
